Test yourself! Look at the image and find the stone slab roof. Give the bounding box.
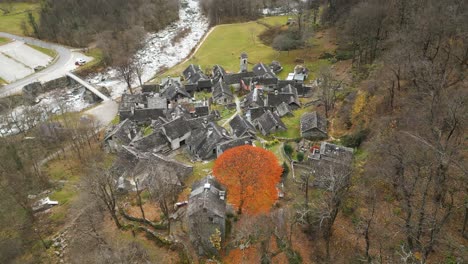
[300,111,327,134]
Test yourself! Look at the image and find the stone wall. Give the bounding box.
[22,76,70,102]
[152,153,193,182]
[43,76,70,92]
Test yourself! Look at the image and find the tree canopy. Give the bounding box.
[213,145,282,215]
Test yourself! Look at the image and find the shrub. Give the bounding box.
[272,29,303,51]
[283,144,293,156]
[282,161,289,178]
[335,49,354,61]
[296,152,304,162]
[265,139,279,147]
[319,52,334,59]
[341,129,370,148]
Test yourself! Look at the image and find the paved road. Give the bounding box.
[0,32,91,98]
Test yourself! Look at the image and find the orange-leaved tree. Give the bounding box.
[213,145,282,214]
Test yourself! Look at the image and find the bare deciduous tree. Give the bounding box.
[317,66,342,118]
[84,161,122,229]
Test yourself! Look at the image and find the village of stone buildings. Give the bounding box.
[103,52,354,257]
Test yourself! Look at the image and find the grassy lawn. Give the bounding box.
[265,141,283,160]
[75,48,104,74]
[27,43,57,59]
[143,126,153,136]
[45,156,81,223]
[173,152,215,198]
[211,104,236,125]
[0,2,39,35]
[157,16,334,82]
[0,36,10,45]
[44,147,115,225]
[273,106,314,139]
[258,16,289,27]
[194,91,212,100]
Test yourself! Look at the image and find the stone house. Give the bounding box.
[277,81,312,97]
[119,93,166,124]
[310,142,354,165]
[132,152,193,189]
[300,111,328,140]
[187,122,232,160]
[216,137,252,157]
[104,119,138,153]
[212,65,227,83]
[241,87,264,109]
[270,60,283,74]
[245,75,278,91]
[286,65,309,83]
[265,89,301,110]
[229,114,256,138]
[160,78,191,102]
[254,110,287,136]
[183,64,204,83]
[183,64,212,93]
[245,106,270,124]
[251,62,278,90]
[305,142,354,189]
[129,129,169,153]
[275,102,293,117]
[212,79,233,105]
[223,71,255,91]
[188,176,227,256]
[161,117,192,150]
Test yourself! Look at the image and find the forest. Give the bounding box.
[320,0,467,262]
[34,0,179,66]
[0,0,466,263]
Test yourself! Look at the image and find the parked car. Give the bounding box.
[75,58,86,66]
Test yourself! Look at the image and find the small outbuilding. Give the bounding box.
[300,111,328,140]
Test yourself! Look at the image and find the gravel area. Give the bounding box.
[0,40,52,82]
[0,52,33,82]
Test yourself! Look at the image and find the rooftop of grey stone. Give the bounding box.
[161,117,191,139]
[300,111,327,133]
[212,79,233,98]
[229,114,255,137]
[188,175,226,218]
[256,110,286,133]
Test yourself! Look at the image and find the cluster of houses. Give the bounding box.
[103,52,347,256]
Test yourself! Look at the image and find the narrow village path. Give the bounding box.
[221,95,242,127]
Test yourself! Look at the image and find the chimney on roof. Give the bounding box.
[274,90,279,95]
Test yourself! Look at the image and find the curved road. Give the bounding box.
[0,32,90,98]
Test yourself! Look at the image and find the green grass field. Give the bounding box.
[75,48,104,74]
[157,16,332,82]
[272,106,315,139]
[258,16,290,27]
[0,36,10,45]
[27,43,57,58]
[0,2,39,35]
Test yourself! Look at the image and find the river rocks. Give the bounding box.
[22,82,44,102]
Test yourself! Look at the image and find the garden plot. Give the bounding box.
[0,40,52,82]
